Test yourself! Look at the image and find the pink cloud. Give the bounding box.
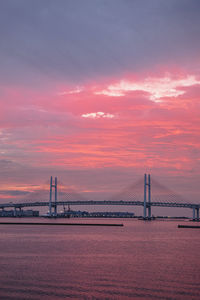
[94,74,200,101]
[82,112,115,119]
[0,69,200,201]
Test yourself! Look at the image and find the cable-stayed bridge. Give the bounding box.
[0,174,200,220]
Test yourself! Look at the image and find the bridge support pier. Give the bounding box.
[148,206,151,219]
[196,208,199,221]
[192,207,200,221]
[193,207,196,220]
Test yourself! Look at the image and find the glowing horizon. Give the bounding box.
[0,1,200,204]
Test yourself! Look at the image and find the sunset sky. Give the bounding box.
[0,0,200,208]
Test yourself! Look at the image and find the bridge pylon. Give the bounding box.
[49,176,57,217]
[192,206,200,221]
[143,174,151,219]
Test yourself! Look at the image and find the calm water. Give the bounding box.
[0,218,200,299]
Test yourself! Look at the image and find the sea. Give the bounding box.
[0,218,200,299]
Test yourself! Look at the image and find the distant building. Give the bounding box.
[85,211,135,218]
[0,209,39,217]
[56,210,135,218]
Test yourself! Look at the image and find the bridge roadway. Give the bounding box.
[0,200,200,209]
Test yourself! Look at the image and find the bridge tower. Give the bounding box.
[192,206,200,221]
[143,174,151,219]
[49,176,58,217]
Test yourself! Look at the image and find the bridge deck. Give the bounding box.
[0,200,199,209]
